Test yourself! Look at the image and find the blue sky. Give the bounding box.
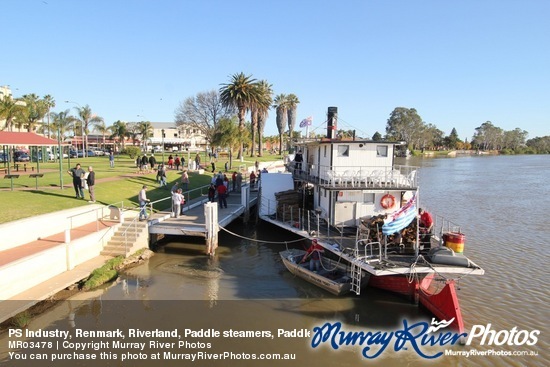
[3,0,549,140]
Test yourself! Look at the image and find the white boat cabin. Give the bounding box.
[292,139,417,228]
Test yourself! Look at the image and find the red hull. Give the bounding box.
[368,274,464,334]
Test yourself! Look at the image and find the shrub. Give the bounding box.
[124,146,141,159]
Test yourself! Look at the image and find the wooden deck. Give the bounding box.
[148,188,259,237]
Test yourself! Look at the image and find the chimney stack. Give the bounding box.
[327,107,337,139]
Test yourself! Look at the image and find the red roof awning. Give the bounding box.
[0,132,68,146]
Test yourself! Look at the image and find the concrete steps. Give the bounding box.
[101,221,149,257]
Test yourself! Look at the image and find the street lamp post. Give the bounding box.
[57,124,63,190]
[161,129,165,165]
[64,101,84,157]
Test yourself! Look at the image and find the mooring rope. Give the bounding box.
[218,225,306,245]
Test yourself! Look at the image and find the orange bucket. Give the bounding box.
[443,232,465,253]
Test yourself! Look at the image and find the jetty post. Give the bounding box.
[242,184,250,223]
[204,202,219,256]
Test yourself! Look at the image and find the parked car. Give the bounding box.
[69,150,78,158]
[0,152,9,162]
[15,153,30,162]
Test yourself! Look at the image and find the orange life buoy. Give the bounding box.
[380,194,395,209]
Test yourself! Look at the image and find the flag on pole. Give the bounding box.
[299,116,313,128]
[382,193,417,235]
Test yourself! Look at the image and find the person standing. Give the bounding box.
[231,171,237,192]
[68,163,85,199]
[195,153,201,169]
[175,156,181,171]
[141,154,149,173]
[172,188,184,218]
[208,183,216,203]
[217,182,227,208]
[294,150,303,172]
[139,185,150,220]
[250,171,256,188]
[181,170,189,192]
[109,151,115,168]
[86,166,96,203]
[301,239,325,272]
[148,154,157,171]
[211,161,216,173]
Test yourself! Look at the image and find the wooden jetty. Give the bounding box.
[148,185,258,255]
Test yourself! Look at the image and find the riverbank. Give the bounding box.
[0,249,154,331]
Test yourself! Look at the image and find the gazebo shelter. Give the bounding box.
[0,131,69,191]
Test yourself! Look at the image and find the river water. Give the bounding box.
[1,155,548,366]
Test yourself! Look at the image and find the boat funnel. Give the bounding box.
[327,107,338,139]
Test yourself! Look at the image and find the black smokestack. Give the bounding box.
[327,106,337,139]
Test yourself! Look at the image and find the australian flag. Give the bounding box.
[299,116,313,128]
[382,193,417,235]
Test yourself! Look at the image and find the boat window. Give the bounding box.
[337,145,349,157]
[363,193,375,203]
[376,145,388,157]
[323,146,327,158]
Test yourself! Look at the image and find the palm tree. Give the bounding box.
[219,72,261,159]
[252,80,273,157]
[73,105,104,157]
[273,94,289,155]
[286,94,299,151]
[50,109,75,140]
[138,121,154,151]
[0,95,25,132]
[110,120,128,152]
[43,95,56,138]
[21,94,49,133]
[93,120,110,150]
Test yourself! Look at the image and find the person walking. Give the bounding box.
[109,151,115,168]
[175,156,181,171]
[195,153,201,169]
[181,170,189,192]
[141,154,149,173]
[157,164,167,186]
[138,185,150,220]
[86,166,96,203]
[68,163,85,199]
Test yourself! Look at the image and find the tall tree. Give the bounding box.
[0,95,25,132]
[386,107,424,149]
[219,72,260,159]
[50,109,75,139]
[286,94,299,151]
[110,120,128,152]
[174,90,234,153]
[138,121,154,151]
[273,94,288,155]
[255,80,273,157]
[73,105,103,157]
[43,95,56,138]
[20,94,49,132]
[93,120,110,150]
[212,117,240,169]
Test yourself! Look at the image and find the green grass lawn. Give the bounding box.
[0,153,284,224]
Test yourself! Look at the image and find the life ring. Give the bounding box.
[380,194,395,209]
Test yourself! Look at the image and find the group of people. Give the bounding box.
[68,164,96,203]
[167,154,185,170]
[136,154,157,174]
[209,172,229,208]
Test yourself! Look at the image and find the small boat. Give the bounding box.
[280,248,358,296]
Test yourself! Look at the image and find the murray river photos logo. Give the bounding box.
[310,319,540,359]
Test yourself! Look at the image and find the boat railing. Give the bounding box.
[290,164,418,189]
[355,239,382,263]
